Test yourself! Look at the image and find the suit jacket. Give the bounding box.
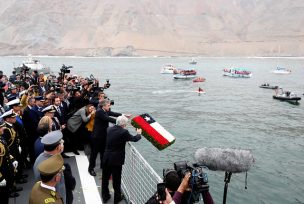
[22,106,39,140]
[91,108,121,140]
[103,125,141,166]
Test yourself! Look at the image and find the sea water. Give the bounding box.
[1,56,303,204]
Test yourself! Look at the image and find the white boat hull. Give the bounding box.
[173,74,196,79]
[223,72,252,78]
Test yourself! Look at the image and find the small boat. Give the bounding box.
[160,64,177,74]
[223,68,252,78]
[189,58,197,65]
[271,67,291,74]
[259,83,279,89]
[14,55,50,74]
[273,88,301,103]
[173,69,197,79]
[193,77,206,83]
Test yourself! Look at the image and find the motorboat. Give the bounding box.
[160,64,177,74]
[223,68,252,78]
[193,77,206,83]
[273,88,301,103]
[173,69,197,79]
[14,55,50,74]
[259,83,279,89]
[271,67,291,74]
[189,58,197,65]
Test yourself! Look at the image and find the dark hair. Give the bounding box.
[40,173,56,183]
[44,143,59,152]
[163,170,181,191]
[37,123,50,137]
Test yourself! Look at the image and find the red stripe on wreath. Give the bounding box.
[132,116,169,145]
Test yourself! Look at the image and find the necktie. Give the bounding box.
[57,106,61,115]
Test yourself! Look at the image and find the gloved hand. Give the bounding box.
[12,160,18,169]
[136,128,142,135]
[0,179,6,187]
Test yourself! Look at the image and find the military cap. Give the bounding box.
[35,96,45,101]
[0,110,17,119]
[6,98,22,107]
[9,85,17,90]
[38,154,64,176]
[42,105,56,113]
[41,130,63,146]
[6,95,17,102]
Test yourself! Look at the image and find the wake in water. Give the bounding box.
[152,89,206,94]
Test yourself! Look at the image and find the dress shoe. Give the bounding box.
[16,178,27,184]
[88,169,96,176]
[13,186,23,192]
[22,174,28,179]
[9,192,19,198]
[114,194,125,204]
[73,150,80,155]
[102,194,111,203]
[62,153,70,158]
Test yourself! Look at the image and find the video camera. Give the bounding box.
[166,161,209,203]
[59,64,73,82]
[174,161,209,193]
[21,64,30,73]
[60,64,73,74]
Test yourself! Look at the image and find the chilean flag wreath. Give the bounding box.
[131,113,176,150]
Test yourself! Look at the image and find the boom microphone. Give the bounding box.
[194,147,255,173]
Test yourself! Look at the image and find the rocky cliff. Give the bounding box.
[0,0,303,56]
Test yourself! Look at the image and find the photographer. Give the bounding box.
[147,165,214,204]
[159,173,191,204]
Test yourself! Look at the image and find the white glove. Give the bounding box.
[0,179,6,187]
[12,161,18,169]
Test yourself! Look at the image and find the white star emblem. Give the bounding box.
[144,116,151,121]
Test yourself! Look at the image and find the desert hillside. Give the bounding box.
[0,0,303,56]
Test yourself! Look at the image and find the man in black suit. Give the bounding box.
[101,115,142,203]
[88,99,122,176]
[22,97,38,164]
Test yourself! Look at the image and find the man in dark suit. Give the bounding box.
[101,115,142,203]
[88,99,122,176]
[22,97,38,164]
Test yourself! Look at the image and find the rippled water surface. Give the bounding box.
[1,56,304,204]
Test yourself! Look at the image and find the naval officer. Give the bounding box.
[29,154,64,204]
[33,130,66,203]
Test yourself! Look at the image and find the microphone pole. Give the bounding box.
[223,171,232,204]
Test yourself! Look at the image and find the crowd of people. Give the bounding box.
[0,68,144,204]
[0,67,214,204]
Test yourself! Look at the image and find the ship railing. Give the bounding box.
[121,143,162,204]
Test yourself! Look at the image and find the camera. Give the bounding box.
[157,183,166,201]
[105,79,111,89]
[21,64,30,73]
[60,64,72,74]
[172,161,209,203]
[104,96,114,105]
[174,161,209,193]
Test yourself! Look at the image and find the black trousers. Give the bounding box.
[101,164,122,203]
[88,137,105,170]
[0,186,9,204]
